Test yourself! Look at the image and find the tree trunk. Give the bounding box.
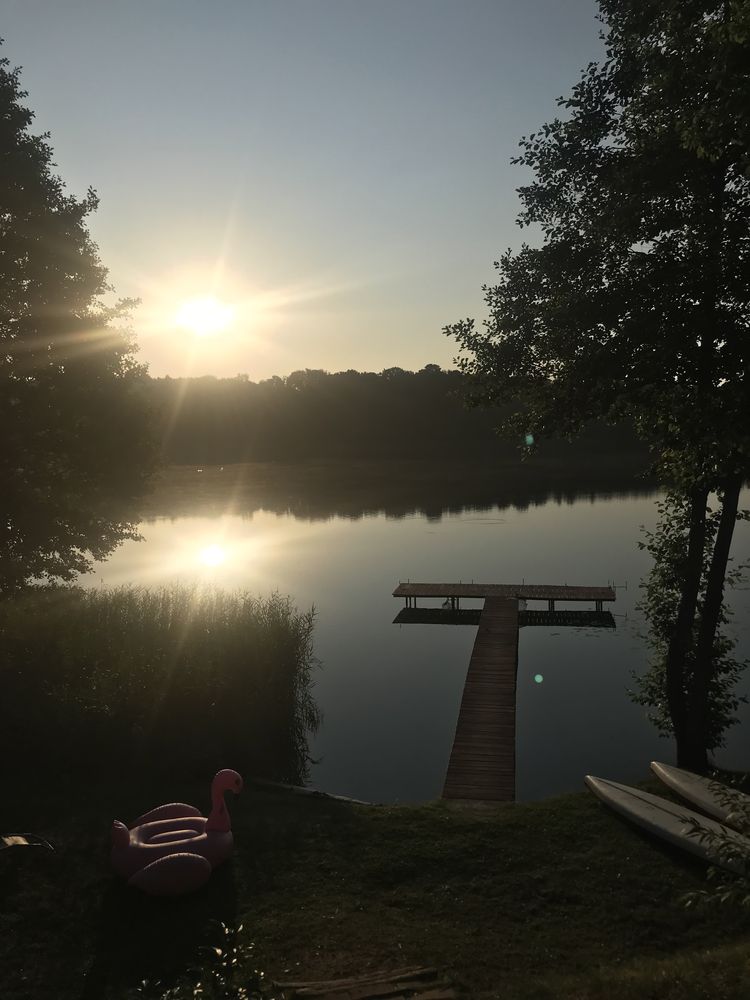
[683,473,743,769]
[676,164,727,771]
[665,486,709,767]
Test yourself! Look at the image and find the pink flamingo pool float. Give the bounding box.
[111,769,243,896]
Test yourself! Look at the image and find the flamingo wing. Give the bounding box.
[128,802,202,827]
[128,852,212,896]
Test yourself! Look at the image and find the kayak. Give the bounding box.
[650,761,750,829]
[585,775,750,873]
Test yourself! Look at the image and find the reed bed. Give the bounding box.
[0,585,320,784]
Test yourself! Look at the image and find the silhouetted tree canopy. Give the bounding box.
[147,366,647,467]
[0,50,154,592]
[445,1,750,769]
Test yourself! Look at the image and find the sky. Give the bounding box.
[3,0,604,380]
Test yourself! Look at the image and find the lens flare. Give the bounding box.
[534,673,544,684]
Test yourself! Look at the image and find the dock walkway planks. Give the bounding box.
[442,597,519,802]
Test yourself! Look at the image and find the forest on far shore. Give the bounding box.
[148,366,650,469]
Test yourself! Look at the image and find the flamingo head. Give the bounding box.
[206,769,243,833]
[213,769,243,797]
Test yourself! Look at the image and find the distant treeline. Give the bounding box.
[147,366,649,467]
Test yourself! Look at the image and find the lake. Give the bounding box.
[89,479,750,803]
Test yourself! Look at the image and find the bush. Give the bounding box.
[0,585,320,784]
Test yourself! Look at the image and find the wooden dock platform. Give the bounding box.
[442,598,519,802]
[394,581,615,611]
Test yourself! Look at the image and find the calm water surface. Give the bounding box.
[90,489,750,803]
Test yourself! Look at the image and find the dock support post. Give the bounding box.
[548,599,555,611]
[595,600,603,612]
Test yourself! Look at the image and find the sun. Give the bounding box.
[175,296,234,337]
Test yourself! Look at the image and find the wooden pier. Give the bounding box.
[442,598,519,801]
[393,580,616,803]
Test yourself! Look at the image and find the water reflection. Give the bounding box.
[199,544,227,567]
[91,485,750,803]
[140,461,657,524]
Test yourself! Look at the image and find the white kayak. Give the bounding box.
[650,761,750,829]
[585,775,750,874]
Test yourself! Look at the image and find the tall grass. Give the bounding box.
[0,585,320,784]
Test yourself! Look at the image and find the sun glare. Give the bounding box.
[199,544,227,567]
[175,296,234,337]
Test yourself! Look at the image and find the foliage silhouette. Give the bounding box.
[147,366,648,467]
[0,47,154,594]
[683,774,750,911]
[633,493,748,752]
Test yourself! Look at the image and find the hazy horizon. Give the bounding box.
[3,0,603,380]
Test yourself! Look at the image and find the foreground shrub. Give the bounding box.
[684,776,750,910]
[134,923,273,1000]
[0,585,320,783]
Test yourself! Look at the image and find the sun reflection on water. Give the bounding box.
[199,543,227,567]
[92,512,328,596]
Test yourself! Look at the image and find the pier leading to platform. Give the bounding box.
[392,580,616,803]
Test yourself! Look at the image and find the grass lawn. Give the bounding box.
[2,773,748,999]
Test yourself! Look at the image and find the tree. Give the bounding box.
[633,492,747,755]
[0,49,154,592]
[445,1,750,769]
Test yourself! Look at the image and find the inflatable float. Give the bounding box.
[111,769,243,895]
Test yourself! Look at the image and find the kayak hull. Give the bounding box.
[585,775,749,874]
[650,761,749,829]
